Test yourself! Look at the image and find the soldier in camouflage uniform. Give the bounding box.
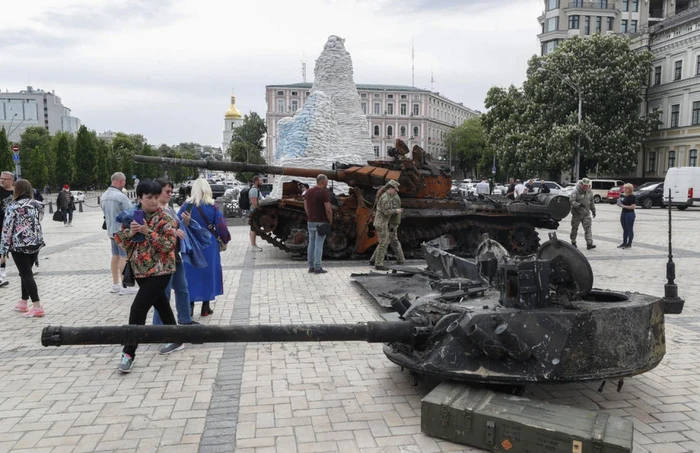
[569,177,596,250]
[372,180,405,270]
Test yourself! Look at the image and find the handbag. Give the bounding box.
[122,248,136,287]
[101,216,107,230]
[317,222,332,236]
[196,205,227,252]
[52,210,64,222]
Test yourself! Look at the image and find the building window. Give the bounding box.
[388,94,394,99]
[413,103,420,116]
[595,16,602,33]
[622,0,628,11]
[361,93,367,98]
[648,151,656,172]
[401,103,407,115]
[291,100,298,111]
[607,17,613,31]
[674,61,682,80]
[630,20,637,33]
[277,99,284,113]
[693,101,700,125]
[690,149,698,166]
[373,145,380,157]
[387,146,392,154]
[584,16,591,35]
[362,103,367,114]
[387,103,394,115]
[547,0,559,10]
[387,126,393,137]
[545,17,559,32]
[401,94,407,99]
[598,0,608,7]
[277,90,284,95]
[413,126,419,137]
[632,0,639,11]
[306,92,310,96]
[668,150,676,168]
[621,19,627,33]
[374,102,380,115]
[400,126,406,136]
[654,66,662,85]
[291,91,297,96]
[373,125,379,136]
[671,104,680,127]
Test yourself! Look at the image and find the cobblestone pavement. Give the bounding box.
[0,202,697,453]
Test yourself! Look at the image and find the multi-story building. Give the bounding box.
[222,92,244,158]
[537,0,698,55]
[0,86,81,142]
[264,83,479,164]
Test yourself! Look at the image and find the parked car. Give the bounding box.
[459,183,477,197]
[589,179,625,203]
[664,167,700,210]
[450,184,460,196]
[559,183,577,197]
[634,181,665,209]
[70,191,85,203]
[606,186,622,204]
[530,181,563,195]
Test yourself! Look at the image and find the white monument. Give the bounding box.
[222,92,243,157]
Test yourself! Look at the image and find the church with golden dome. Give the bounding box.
[222,92,243,156]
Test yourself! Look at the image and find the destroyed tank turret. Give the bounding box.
[41,235,681,385]
[134,140,571,258]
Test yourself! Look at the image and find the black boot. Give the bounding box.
[201,301,213,317]
[190,302,195,317]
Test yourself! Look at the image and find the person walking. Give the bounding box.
[373,180,405,271]
[0,179,45,317]
[617,183,636,249]
[179,179,230,317]
[114,180,178,373]
[248,176,263,252]
[101,172,137,295]
[476,177,490,195]
[569,177,596,250]
[56,185,75,227]
[0,171,15,287]
[153,179,198,355]
[304,174,333,274]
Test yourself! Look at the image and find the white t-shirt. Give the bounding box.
[476,181,490,195]
[514,183,526,198]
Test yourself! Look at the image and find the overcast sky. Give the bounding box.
[1,0,543,147]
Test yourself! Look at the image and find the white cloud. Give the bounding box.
[0,0,542,147]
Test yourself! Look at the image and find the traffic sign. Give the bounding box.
[491,166,497,174]
[12,153,19,163]
[12,145,19,153]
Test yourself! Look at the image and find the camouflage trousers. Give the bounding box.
[570,213,593,245]
[373,225,405,266]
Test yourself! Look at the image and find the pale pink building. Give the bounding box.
[265,83,480,164]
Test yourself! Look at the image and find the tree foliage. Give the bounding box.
[227,112,267,183]
[444,118,490,179]
[53,132,74,186]
[482,35,658,179]
[0,128,12,173]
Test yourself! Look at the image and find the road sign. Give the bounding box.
[12,145,19,153]
[491,166,497,174]
[12,153,19,163]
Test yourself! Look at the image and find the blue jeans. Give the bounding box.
[307,222,327,270]
[153,260,193,325]
[621,212,635,247]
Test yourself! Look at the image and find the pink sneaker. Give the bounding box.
[22,306,45,318]
[14,300,28,312]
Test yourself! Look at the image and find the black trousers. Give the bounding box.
[123,274,176,359]
[12,251,40,302]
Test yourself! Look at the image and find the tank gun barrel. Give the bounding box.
[134,155,338,181]
[41,323,417,347]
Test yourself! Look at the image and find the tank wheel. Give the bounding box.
[593,195,601,203]
[256,213,279,232]
[325,231,355,259]
[407,371,420,386]
[660,202,666,209]
[642,198,653,209]
[507,223,540,255]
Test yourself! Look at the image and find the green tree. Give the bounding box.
[0,128,13,173]
[53,132,74,187]
[26,146,49,188]
[444,118,489,179]
[227,112,267,182]
[19,127,51,183]
[74,125,99,188]
[95,139,110,188]
[111,133,140,188]
[483,35,658,179]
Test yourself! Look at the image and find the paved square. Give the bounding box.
[0,200,698,452]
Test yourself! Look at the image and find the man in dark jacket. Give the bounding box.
[56,185,75,227]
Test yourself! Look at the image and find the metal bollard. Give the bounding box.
[79,201,83,213]
[97,195,100,204]
[48,201,54,214]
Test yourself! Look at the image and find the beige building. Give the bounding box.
[264,83,479,164]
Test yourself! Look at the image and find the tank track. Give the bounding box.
[250,207,541,257]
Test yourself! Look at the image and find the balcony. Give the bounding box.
[566,1,615,10]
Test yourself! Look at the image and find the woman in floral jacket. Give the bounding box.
[0,180,45,318]
[114,180,177,373]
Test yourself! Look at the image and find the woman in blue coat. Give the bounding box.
[179,179,231,316]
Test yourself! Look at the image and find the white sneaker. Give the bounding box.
[251,245,263,252]
[0,269,6,278]
[119,286,139,296]
[110,284,121,293]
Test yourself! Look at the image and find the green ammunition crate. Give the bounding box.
[422,382,633,453]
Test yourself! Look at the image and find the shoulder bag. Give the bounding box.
[196,205,227,252]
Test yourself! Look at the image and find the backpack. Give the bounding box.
[238,187,251,211]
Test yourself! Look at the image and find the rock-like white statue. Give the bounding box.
[271,35,375,196]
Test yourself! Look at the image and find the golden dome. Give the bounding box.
[225,94,242,119]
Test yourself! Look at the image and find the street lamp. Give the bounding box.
[538,64,583,182]
[7,113,18,139]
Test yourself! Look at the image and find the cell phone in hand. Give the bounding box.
[133,209,144,224]
[185,203,194,214]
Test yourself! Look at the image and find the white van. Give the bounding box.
[589,179,624,203]
[663,167,700,210]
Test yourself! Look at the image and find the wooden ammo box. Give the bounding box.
[422,382,633,453]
